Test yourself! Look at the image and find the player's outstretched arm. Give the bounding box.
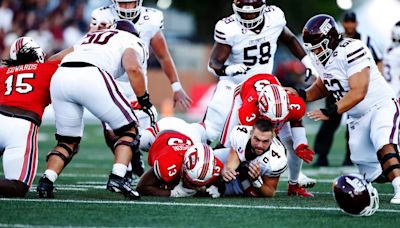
[136,168,170,196]
[208,42,233,76]
[150,31,192,110]
[221,148,240,182]
[122,48,146,97]
[258,176,279,197]
[48,47,74,62]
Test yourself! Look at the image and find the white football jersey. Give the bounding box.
[230,125,287,177]
[314,38,395,118]
[214,5,286,84]
[62,29,147,79]
[383,44,400,97]
[91,5,163,82]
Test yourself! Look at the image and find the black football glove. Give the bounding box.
[137,91,155,126]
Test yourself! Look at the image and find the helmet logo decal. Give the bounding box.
[319,19,332,35]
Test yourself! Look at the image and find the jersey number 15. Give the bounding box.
[4,73,34,96]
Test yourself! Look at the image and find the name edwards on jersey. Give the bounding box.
[6,64,37,74]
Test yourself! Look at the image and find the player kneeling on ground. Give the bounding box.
[217,119,287,197]
[0,37,57,197]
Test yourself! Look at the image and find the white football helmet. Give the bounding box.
[392,21,400,43]
[258,84,290,124]
[182,143,216,188]
[333,174,379,216]
[232,0,266,29]
[112,0,142,20]
[9,37,45,63]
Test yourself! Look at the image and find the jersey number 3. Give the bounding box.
[4,73,34,96]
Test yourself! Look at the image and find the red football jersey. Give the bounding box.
[148,131,194,183]
[208,158,224,185]
[236,74,305,131]
[0,61,59,119]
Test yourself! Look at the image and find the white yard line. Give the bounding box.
[0,224,134,228]
[1,198,399,213]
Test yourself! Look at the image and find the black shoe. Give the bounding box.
[124,170,133,185]
[106,173,140,200]
[37,176,55,198]
[313,157,329,167]
[131,151,144,177]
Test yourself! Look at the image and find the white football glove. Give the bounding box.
[252,176,264,189]
[206,185,221,198]
[170,181,197,198]
[225,64,248,76]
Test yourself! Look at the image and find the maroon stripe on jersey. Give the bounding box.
[18,123,34,183]
[199,144,211,180]
[97,69,133,123]
[390,100,400,144]
[348,52,366,64]
[215,34,226,40]
[215,30,225,35]
[26,125,39,186]
[346,47,364,58]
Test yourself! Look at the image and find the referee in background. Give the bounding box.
[313,11,383,167]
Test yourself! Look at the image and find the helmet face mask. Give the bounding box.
[302,14,341,65]
[112,0,142,20]
[182,143,216,188]
[333,174,379,216]
[232,0,266,29]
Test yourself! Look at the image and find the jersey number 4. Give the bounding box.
[4,73,34,96]
[244,42,271,66]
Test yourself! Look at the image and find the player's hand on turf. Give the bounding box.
[173,89,192,111]
[248,161,261,180]
[307,109,329,121]
[206,185,221,198]
[295,144,314,163]
[170,181,197,198]
[221,167,238,182]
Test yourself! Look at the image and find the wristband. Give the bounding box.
[296,88,307,102]
[320,104,339,117]
[171,82,182,92]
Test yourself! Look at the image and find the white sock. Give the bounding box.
[112,163,127,178]
[44,169,58,183]
[392,176,400,194]
[281,137,301,184]
[127,163,132,172]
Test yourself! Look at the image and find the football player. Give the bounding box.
[217,119,287,197]
[0,37,57,197]
[90,0,191,180]
[136,118,223,197]
[204,0,318,143]
[220,76,314,196]
[36,20,150,200]
[383,21,400,97]
[292,14,400,204]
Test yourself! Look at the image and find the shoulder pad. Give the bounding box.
[267,138,287,177]
[339,39,368,64]
[141,7,164,29]
[264,5,286,26]
[214,15,240,45]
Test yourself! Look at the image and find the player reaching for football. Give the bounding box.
[288,14,400,204]
[216,119,287,197]
[219,74,315,197]
[0,37,57,197]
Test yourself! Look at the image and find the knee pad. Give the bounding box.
[46,134,81,166]
[377,150,400,178]
[114,132,141,154]
[104,129,118,151]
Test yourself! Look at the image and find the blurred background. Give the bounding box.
[0,0,398,122]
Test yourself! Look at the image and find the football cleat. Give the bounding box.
[390,191,400,204]
[37,176,55,198]
[124,170,134,185]
[132,151,145,177]
[297,172,316,188]
[288,183,314,197]
[106,173,140,200]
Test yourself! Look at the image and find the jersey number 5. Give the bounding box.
[243,42,271,66]
[4,73,34,96]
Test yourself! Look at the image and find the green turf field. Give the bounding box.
[1,123,399,227]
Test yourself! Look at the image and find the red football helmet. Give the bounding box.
[302,14,342,65]
[333,174,379,216]
[232,0,266,29]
